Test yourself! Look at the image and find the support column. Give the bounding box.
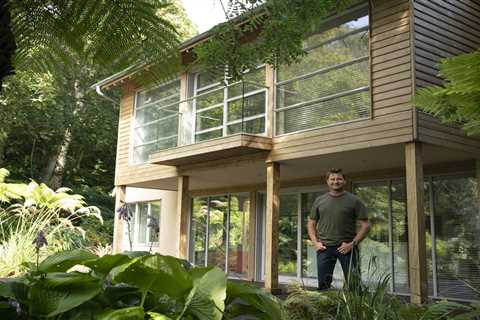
[265,162,280,293]
[405,142,428,304]
[247,191,257,281]
[113,185,126,253]
[178,176,190,259]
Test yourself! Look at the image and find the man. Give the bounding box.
[307,168,370,290]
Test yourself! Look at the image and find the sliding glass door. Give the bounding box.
[190,193,250,278]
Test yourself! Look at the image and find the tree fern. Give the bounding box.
[8,0,182,82]
[415,50,480,136]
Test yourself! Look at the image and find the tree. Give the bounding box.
[0,0,15,90]
[415,50,480,136]
[1,0,193,189]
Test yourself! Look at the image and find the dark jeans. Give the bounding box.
[316,245,359,290]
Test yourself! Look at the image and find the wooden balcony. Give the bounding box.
[149,134,272,166]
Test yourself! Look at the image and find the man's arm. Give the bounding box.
[307,218,326,251]
[353,219,370,244]
[337,219,370,254]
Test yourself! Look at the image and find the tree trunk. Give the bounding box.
[40,150,59,184]
[48,127,72,190]
[45,77,85,189]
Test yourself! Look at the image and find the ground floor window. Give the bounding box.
[127,201,161,244]
[189,193,250,278]
[187,175,480,301]
[353,180,409,294]
[425,176,480,301]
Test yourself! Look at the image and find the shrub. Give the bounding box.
[0,250,286,319]
[0,168,102,277]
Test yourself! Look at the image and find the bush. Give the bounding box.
[0,250,286,319]
[0,168,102,277]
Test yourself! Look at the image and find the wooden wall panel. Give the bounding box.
[371,0,414,121]
[413,0,480,87]
[414,0,480,154]
[114,80,178,187]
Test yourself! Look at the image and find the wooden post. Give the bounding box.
[247,191,257,281]
[405,142,428,304]
[113,185,126,253]
[265,162,280,293]
[178,176,190,259]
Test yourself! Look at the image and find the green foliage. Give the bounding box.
[0,250,286,319]
[9,0,180,80]
[415,50,480,135]
[194,0,354,81]
[0,169,102,277]
[283,278,480,320]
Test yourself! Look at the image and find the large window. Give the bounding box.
[190,193,251,278]
[193,68,267,142]
[353,181,409,294]
[425,176,480,301]
[133,80,180,163]
[127,201,161,244]
[276,11,370,135]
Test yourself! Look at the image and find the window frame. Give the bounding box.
[131,79,181,164]
[192,67,268,143]
[127,200,162,245]
[274,4,371,137]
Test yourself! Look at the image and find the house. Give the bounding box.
[93,0,480,304]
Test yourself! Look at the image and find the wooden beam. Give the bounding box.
[178,176,190,259]
[113,185,126,253]
[247,191,257,281]
[405,142,428,304]
[265,162,280,293]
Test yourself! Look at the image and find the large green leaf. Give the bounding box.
[225,282,286,320]
[38,249,97,273]
[146,311,173,320]
[110,254,192,298]
[29,272,101,317]
[96,307,145,320]
[83,254,132,278]
[179,267,226,320]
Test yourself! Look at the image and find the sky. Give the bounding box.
[181,0,227,33]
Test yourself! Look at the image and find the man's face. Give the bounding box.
[327,173,346,192]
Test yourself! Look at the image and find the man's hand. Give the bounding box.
[314,241,326,251]
[337,241,353,254]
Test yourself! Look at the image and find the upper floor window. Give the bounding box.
[275,11,370,135]
[127,201,161,244]
[192,67,267,142]
[133,80,180,163]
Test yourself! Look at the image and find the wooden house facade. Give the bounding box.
[96,0,480,303]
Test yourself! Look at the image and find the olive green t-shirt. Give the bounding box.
[309,192,368,246]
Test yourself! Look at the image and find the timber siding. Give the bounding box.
[413,0,480,155]
[114,80,177,186]
[269,0,415,162]
[413,0,480,88]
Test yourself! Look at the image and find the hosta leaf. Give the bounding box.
[29,272,101,317]
[39,249,97,273]
[225,282,285,320]
[96,306,145,320]
[180,267,226,320]
[146,311,173,320]
[83,254,132,278]
[110,254,192,298]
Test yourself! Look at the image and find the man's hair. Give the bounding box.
[325,168,346,180]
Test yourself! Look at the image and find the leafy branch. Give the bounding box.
[193,0,354,81]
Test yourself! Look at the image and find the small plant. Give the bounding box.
[117,201,134,251]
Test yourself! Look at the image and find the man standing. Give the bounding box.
[307,168,370,290]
